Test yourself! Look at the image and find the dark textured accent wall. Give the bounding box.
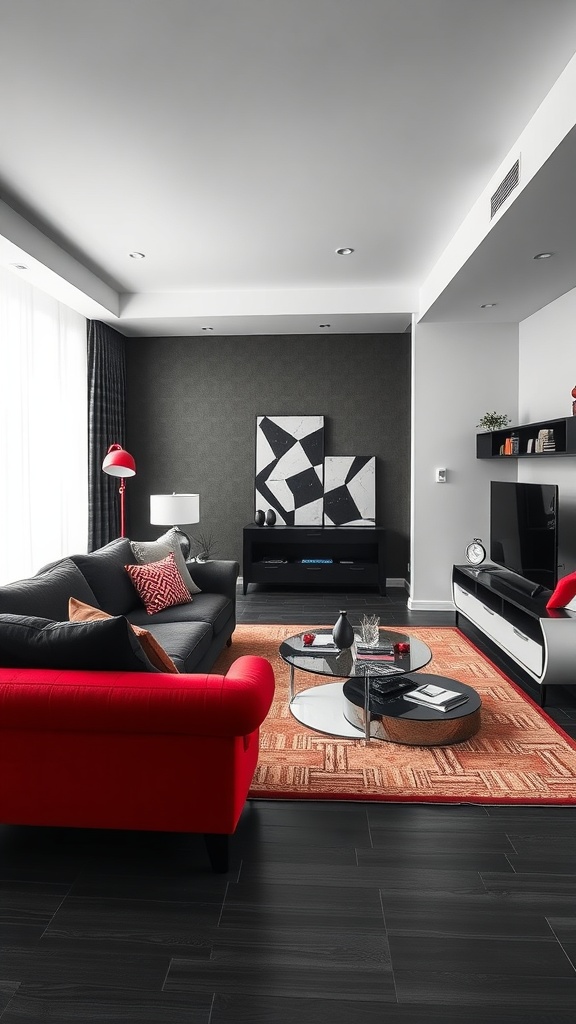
[125,333,411,578]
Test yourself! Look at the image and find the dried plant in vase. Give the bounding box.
[191,531,216,562]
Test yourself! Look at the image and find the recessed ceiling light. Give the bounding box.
[533,251,554,260]
[129,251,146,259]
[335,247,354,256]
[202,326,214,331]
[10,263,28,270]
[319,323,331,328]
[480,303,497,308]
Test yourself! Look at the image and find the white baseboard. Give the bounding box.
[407,598,455,612]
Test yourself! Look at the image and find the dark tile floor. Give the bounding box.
[1,585,576,1021]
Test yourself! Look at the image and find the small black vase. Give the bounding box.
[332,610,354,650]
[265,509,277,527]
[254,509,265,526]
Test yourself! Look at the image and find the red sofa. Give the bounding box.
[0,654,274,871]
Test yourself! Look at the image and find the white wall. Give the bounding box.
[519,284,576,575]
[410,320,519,609]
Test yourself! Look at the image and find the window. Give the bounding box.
[0,266,87,583]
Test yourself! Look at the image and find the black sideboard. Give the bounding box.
[242,525,386,595]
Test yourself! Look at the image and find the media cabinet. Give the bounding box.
[453,564,576,706]
[242,525,386,595]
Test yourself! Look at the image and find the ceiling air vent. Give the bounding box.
[490,159,520,219]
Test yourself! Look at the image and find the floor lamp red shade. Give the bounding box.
[102,444,136,537]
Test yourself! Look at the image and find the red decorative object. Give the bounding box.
[125,551,191,615]
[546,570,576,609]
[302,633,316,645]
[394,641,410,656]
[572,386,576,416]
[102,444,136,537]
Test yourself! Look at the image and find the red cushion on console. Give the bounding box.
[546,570,576,609]
[125,551,190,615]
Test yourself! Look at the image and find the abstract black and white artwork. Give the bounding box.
[255,415,324,525]
[323,456,376,526]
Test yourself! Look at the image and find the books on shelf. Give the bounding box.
[536,428,555,453]
[404,682,468,712]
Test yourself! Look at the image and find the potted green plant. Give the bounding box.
[476,412,511,431]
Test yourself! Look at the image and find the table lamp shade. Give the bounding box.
[150,493,200,526]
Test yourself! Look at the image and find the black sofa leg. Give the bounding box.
[204,833,229,872]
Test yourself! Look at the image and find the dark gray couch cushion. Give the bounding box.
[127,593,231,635]
[0,613,158,672]
[70,538,140,617]
[142,620,213,673]
[0,559,100,622]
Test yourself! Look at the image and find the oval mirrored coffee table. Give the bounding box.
[279,629,481,745]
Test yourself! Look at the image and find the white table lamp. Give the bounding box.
[150,493,200,558]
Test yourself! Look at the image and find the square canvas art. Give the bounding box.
[255,415,324,525]
[323,456,376,526]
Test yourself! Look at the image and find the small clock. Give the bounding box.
[465,538,486,565]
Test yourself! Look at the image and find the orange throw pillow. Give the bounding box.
[68,597,179,673]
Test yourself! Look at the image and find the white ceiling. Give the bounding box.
[1,0,576,337]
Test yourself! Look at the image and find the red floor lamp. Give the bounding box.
[102,444,136,537]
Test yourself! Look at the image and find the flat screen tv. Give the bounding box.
[490,481,559,592]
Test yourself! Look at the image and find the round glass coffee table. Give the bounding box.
[280,629,481,745]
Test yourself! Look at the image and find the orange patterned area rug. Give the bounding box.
[213,624,576,804]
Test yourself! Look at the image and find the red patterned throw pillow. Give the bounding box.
[125,551,191,615]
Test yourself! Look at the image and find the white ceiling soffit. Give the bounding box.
[419,124,576,325]
[1,1,576,336]
[419,48,576,325]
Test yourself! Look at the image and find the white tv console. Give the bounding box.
[452,565,576,706]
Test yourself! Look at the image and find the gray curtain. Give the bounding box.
[87,321,127,550]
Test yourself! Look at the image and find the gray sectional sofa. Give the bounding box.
[0,536,239,673]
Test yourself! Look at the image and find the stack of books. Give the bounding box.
[404,682,468,712]
[353,635,394,654]
[535,428,555,453]
[304,634,336,651]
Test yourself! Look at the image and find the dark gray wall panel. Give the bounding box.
[125,333,410,578]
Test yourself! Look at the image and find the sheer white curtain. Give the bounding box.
[0,266,88,583]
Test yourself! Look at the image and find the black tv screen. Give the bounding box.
[489,481,559,590]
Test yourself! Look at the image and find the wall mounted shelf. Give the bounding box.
[476,415,576,459]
